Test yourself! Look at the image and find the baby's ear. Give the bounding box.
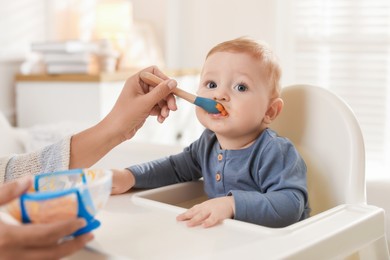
[264,98,284,124]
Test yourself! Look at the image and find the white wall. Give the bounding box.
[163,0,282,69]
[131,0,285,69]
[132,0,294,83]
[0,0,286,124]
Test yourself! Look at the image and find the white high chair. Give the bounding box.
[132,84,389,259]
[268,84,389,259]
[271,84,368,216]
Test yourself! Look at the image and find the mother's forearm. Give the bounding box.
[69,120,124,169]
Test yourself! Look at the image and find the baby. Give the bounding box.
[111,37,310,228]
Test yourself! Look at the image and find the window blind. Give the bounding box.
[292,0,390,174]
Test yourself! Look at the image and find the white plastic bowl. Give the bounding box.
[7,168,112,235]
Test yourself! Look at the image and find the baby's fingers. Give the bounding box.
[177,207,210,227]
[202,214,221,228]
[177,205,200,221]
[187,212,210,227]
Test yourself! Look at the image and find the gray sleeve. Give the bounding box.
[230,139,308,228]
[129,144,203,189]
[3,136,71,183]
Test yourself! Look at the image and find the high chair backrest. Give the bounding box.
[270,85,366,216]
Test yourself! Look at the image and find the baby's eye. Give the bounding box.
[234,84,248,92]
[206,81,217,89]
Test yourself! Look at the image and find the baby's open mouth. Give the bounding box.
[215,103,228,116]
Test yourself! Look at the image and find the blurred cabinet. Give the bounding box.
[15,73,133,127]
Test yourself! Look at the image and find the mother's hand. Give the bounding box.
[104,66,178,141]
[0,178,94,260]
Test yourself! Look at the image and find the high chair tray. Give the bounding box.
[66,182,387,260]
[126,181,387,259]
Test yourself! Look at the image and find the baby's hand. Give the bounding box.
[176,196,235,228]
[110,169,135,195]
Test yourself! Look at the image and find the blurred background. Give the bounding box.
[0,0,389,179]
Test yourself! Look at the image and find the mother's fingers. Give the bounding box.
[149,66,170,81]
[42,233,93,259]
[149,102,171,123]
[0,177,32,205]
[9,218,87,247]
[11,233,93,260]
[167,94,178,111]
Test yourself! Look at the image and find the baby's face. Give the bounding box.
[196,51,273,148]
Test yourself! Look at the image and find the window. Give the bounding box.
[290,0,390,177]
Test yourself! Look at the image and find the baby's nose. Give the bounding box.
[213,91,229,101]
